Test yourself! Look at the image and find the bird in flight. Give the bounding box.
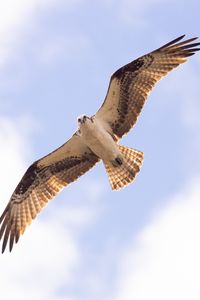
[0,35,199,253]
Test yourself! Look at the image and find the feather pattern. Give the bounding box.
[95,35,200,138]
[105,145,144,190]
[0,134,99,253]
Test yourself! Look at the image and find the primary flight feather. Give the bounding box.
[0,35,199,253]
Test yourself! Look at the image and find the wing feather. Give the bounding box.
[0,134,99,253]
[95,35,200,139]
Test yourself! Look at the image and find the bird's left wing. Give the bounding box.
[0,133,99,253]
[95,35,200,139]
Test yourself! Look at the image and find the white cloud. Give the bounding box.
[0,117,30,203]
[113,177,200,300]
[1,219,78,300]
[0,0,43,63]
[0,0,84,64]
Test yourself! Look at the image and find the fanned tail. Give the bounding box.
[104,145,144,190]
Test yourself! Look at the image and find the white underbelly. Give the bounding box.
[81,126,119,161]
[89,138,116,160]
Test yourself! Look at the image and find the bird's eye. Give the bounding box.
[78,118,81,122]
[83,116,86,120]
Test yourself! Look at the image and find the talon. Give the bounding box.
[111,156,123,167]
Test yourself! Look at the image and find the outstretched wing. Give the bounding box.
[95,35,200,139]
[0,133,99,253]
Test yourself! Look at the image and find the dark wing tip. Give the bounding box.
[2,225,10,253]
[0,206,9,253]
[157,35,186,50]
[0,203,19,253]
[154,35,200,59]
[156,35,199,52]
[9,231,15,252]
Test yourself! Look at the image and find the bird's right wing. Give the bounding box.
[0,133,99,253]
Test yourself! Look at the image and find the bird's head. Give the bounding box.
[77,115,94,125]
[77,115,87,124]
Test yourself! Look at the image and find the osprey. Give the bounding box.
[0,35,199,253]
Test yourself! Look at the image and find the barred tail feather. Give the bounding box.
[104,145,144,190]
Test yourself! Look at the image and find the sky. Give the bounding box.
[0,1,200,299]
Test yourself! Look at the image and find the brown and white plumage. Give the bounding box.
[0,135,99,253]
[96,35,200,139]
[0,35,199,253]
